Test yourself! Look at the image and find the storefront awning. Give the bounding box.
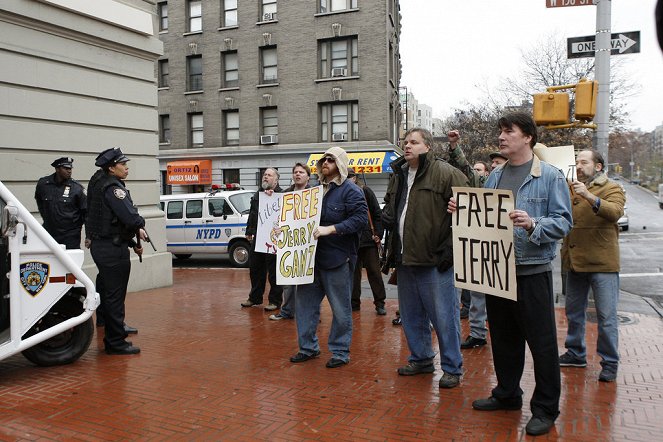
[306,151,400,174]
[166,160,212,185]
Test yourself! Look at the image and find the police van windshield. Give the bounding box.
[230,193,252,214]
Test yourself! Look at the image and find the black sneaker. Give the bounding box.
[459,306,469,319]
[599,366,618,382]
[438,372,461,389]
[525,415,555,436]
[472,396,522,411]
[376,306,387,316]
[559,352,587,367]
[397,361,435,376]
[460,335,487,349]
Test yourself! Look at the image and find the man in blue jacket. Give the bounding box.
[289,146,367,368]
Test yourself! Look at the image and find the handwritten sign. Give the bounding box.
[276,186,323,285]
[452,187,517,301]
[255,192,281,253]
[534,144,576,181]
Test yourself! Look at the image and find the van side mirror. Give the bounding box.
[1,204,19,237]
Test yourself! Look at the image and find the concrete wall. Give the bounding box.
[0,0,171,291]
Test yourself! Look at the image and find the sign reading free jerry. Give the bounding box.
[452,187,517,301]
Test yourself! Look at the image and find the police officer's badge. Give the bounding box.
[20,261,50,297]
[225,228,232,237]
[113,188,126,199]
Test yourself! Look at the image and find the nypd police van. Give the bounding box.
[160,186,254,267]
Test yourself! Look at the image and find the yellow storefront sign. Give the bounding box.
[306,151,398,174]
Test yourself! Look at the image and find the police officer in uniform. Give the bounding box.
[34,157,87,249]
[86,148,146,355]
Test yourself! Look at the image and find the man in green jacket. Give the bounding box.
[559,149,625,382]
[382,127,469,389]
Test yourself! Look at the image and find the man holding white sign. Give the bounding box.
[289,147,367,369]
[449,112,572,436]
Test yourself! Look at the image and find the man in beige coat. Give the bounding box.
[559,149,625,382]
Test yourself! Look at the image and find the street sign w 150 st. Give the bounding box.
[547,0,594,7]
[567,31,640,59]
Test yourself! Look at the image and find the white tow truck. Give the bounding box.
[0,180,99,366]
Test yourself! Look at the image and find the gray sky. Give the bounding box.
[399,0,663,132]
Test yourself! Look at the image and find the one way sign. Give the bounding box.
[567,31,640,59]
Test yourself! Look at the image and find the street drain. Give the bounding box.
[586,311,637,325]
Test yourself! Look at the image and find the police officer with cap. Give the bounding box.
[86,147,147,355]
[34,157,87,249]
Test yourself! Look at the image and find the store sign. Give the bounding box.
[306,151,400,174]
[166,160,212,185]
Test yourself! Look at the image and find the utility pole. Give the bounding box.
[593,0,611,163]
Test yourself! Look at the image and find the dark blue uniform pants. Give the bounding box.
[91,239,130,349]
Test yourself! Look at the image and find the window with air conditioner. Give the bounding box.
[187,55,203,91]
[319,0,357,13]
[261,0,277,20]
[189,113,203,147]
[222,51,238,88]
[187,0,202,32]
[158,2,168,31]
[320,101,358,142]
[260,47,278,84]
[319,37,358,79]
[159,114,171,144]
[222,0,238,27]
[261,107,278,144]
[224,110,239,146]
[158,59,169,88]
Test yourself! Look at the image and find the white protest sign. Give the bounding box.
[534,144,576,181]
[276,185,323,285]
[255,191,281,254]
[452,187,517,301]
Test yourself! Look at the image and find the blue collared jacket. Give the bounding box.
[485,155,573,265]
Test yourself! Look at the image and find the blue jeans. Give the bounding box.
[397,265,462,376]
[280,285,295,318]
[295,263,353,362]
[564,271,620,368]
[469,291,487,339]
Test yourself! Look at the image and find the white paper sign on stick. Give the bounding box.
[255,191,281,254]
[534,144,576,181]
[452,187,517,301]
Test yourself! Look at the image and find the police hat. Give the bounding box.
[489,151,508,161]
[95,147,130,167]
[51,157,73,168]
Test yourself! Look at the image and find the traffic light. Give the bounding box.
[533,92,570,125]
[574,79,598,120]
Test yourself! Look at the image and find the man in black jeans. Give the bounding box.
[348,169,387,316]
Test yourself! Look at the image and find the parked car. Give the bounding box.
[618,207,629,231]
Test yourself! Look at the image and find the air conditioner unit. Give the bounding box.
[260,134,278,144]
[331,68,348,78]
[332,132,347,142]
[263,12,274,21]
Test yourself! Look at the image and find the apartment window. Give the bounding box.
[159,115,171,143]
[221,0,238,27]
[158,59,169,88]
[188,0,202,32]
[261,0,277,20]
[223,169,240,184]
[222,51,238,88]
[224,110,239,145]
[189,113,203,147]
[320,0,357,13]
[158,2,168,31]
[261,107,278,136]
[319,37,358,78]
[187,55,203,91]
[260,47,278,84]
[320,102,358,141]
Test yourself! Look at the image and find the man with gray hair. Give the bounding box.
[241,167,283,311]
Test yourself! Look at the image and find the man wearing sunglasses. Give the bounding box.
[289,147,367,369]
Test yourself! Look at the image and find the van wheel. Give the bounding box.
[22,296,93,367]
[174,254,192,260]
[229,241,250,268]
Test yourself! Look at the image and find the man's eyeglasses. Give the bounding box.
[321,157,336,164]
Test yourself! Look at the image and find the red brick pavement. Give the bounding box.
[1,268,662,441]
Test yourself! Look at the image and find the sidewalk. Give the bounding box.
[1,267,662,441]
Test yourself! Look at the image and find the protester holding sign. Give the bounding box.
[450,112,572,436]
[241,168,284,311]
[289,147,367,369]
[559,150,625,383]
[382,128,469,389]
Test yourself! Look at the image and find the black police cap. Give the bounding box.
[95,147,130,167]
[51,157,74,168]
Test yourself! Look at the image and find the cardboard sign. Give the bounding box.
[276,186,323,285]
[452,187,517,301]
[534,144,576,181]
